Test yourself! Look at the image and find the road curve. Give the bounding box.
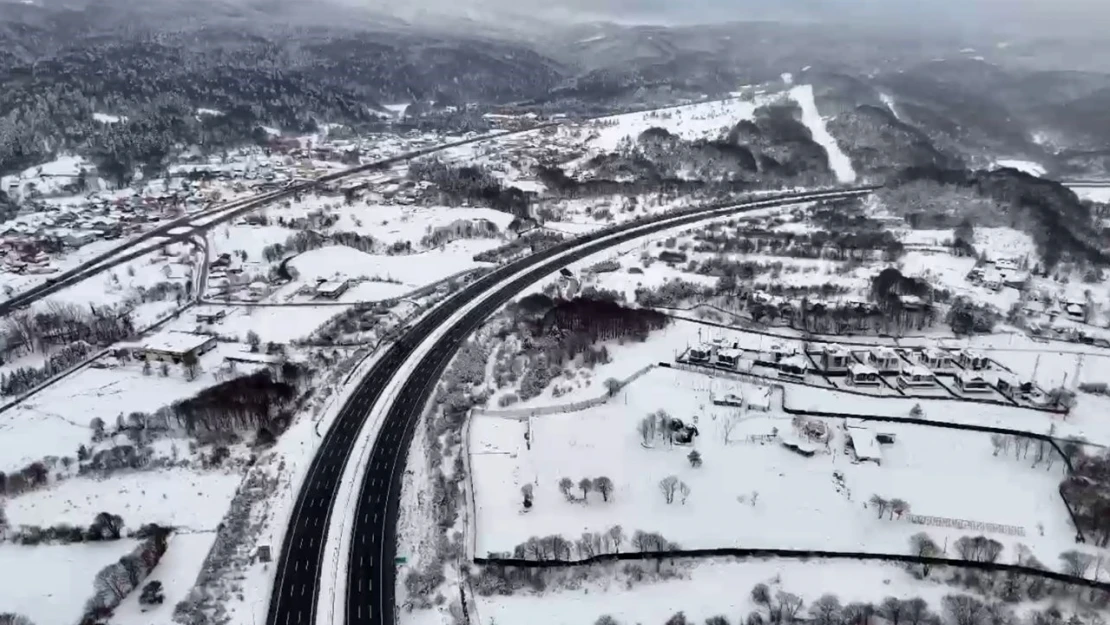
[266,186,878,625]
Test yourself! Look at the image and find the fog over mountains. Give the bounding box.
[5,0,1110,181]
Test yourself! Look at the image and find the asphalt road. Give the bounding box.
[266,187,876,625]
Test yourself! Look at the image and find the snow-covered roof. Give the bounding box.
[901,363,933,378]
[747,386,773,410]
[316,280,348,294]
[142,331,214,355]
[871,346,898,359]
[848,363,878,376]
[780,355,810,370]
[823,343,848,355]
[957,370,991,384]
[718,348,742,359]
[847,426,882,461]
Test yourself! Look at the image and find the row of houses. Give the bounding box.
[685,340,1018,396]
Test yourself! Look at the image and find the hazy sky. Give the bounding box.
[368,0,1109,33]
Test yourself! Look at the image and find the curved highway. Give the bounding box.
[266,186,878,625]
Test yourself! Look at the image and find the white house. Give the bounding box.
[956,370,992,393]
[868,347,901,373]
[847,363,881,386]
[917,347,953,370]
[898,363,936,389]
[778,354,810,381]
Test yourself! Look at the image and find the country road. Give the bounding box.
[265,186,878,625]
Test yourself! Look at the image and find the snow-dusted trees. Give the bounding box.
[954,535,1004,563]
[578,478,593,500]
[909,532,939,577]
[594,476,614,502]
[84,530,169,620]
[659,475,679,504]
[558,477,574,500]
[688,449,702,467]
[520,484,533,509]
[810,594,842,625]
[1059,550,1096,577]
[942,594,986,625]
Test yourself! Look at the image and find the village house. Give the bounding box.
[867,347,901,373]
[917,347,954,370]
[140,331,217,364]
[847,362,881,386]
[686,345,711,364]
[846,425,883,465]
[818,343,851,374]
[956,349,990,371]
[778,354,810,381]
[898,363,936,389]
[315,279,350,300]
[195,309,228,324]
[714,348,742,370]
[956,370,992,393]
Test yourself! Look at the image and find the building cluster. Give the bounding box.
[682,337,1052,405]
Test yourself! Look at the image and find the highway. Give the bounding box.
[266,186,877,625]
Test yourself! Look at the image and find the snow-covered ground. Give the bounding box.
[110,532,216,625]
[7,468,242,531]
[995,160,1047,177]
[474,558,998,625]
[789,85,857,184]
[0,343,260,472]
[1070,186,1110,202]
[470,366,1081,569]
[0,540,140,625]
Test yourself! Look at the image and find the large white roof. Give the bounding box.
[142,331,214,354]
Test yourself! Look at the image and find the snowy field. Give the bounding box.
[0,343,260,471]
[470,368,1079,569]
[7,467,242,531]
[475,558,977,625]
[110,532,216,625]
[0,540,140,625]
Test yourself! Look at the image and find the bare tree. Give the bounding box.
[679,480,691,504]
[576,532,597,559]
[869,494,889,519]
[688,449,703,467]
[842,603,873,625]
[903,598,932,625]
[595,616,620,625]
[810,594,843,625]
[879,598,906,625]
[909,533,939,577]
[889,498,910,519]
[608,525,624,553]
[660,475,679,504]
[910,403,924,418]
[989,434,1007,457]
[594,476,614,502]
[578,477,593,501]
[604,378,621,397]
[1059,550,1096,577]
[558,477,574,500]
[638,416,656,445]
[751,584,772,613]
[773,591,804,624]
[521,483,533,508]
[706,617,732,625]
[942,595,986,625]
[722,415,739,444]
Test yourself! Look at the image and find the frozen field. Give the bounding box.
[0,344,259,471]
[0,540,140,625]
[471,367,1078,568]
[110,532,216,625]
[476,558,968,625]
[7,467,243,531]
